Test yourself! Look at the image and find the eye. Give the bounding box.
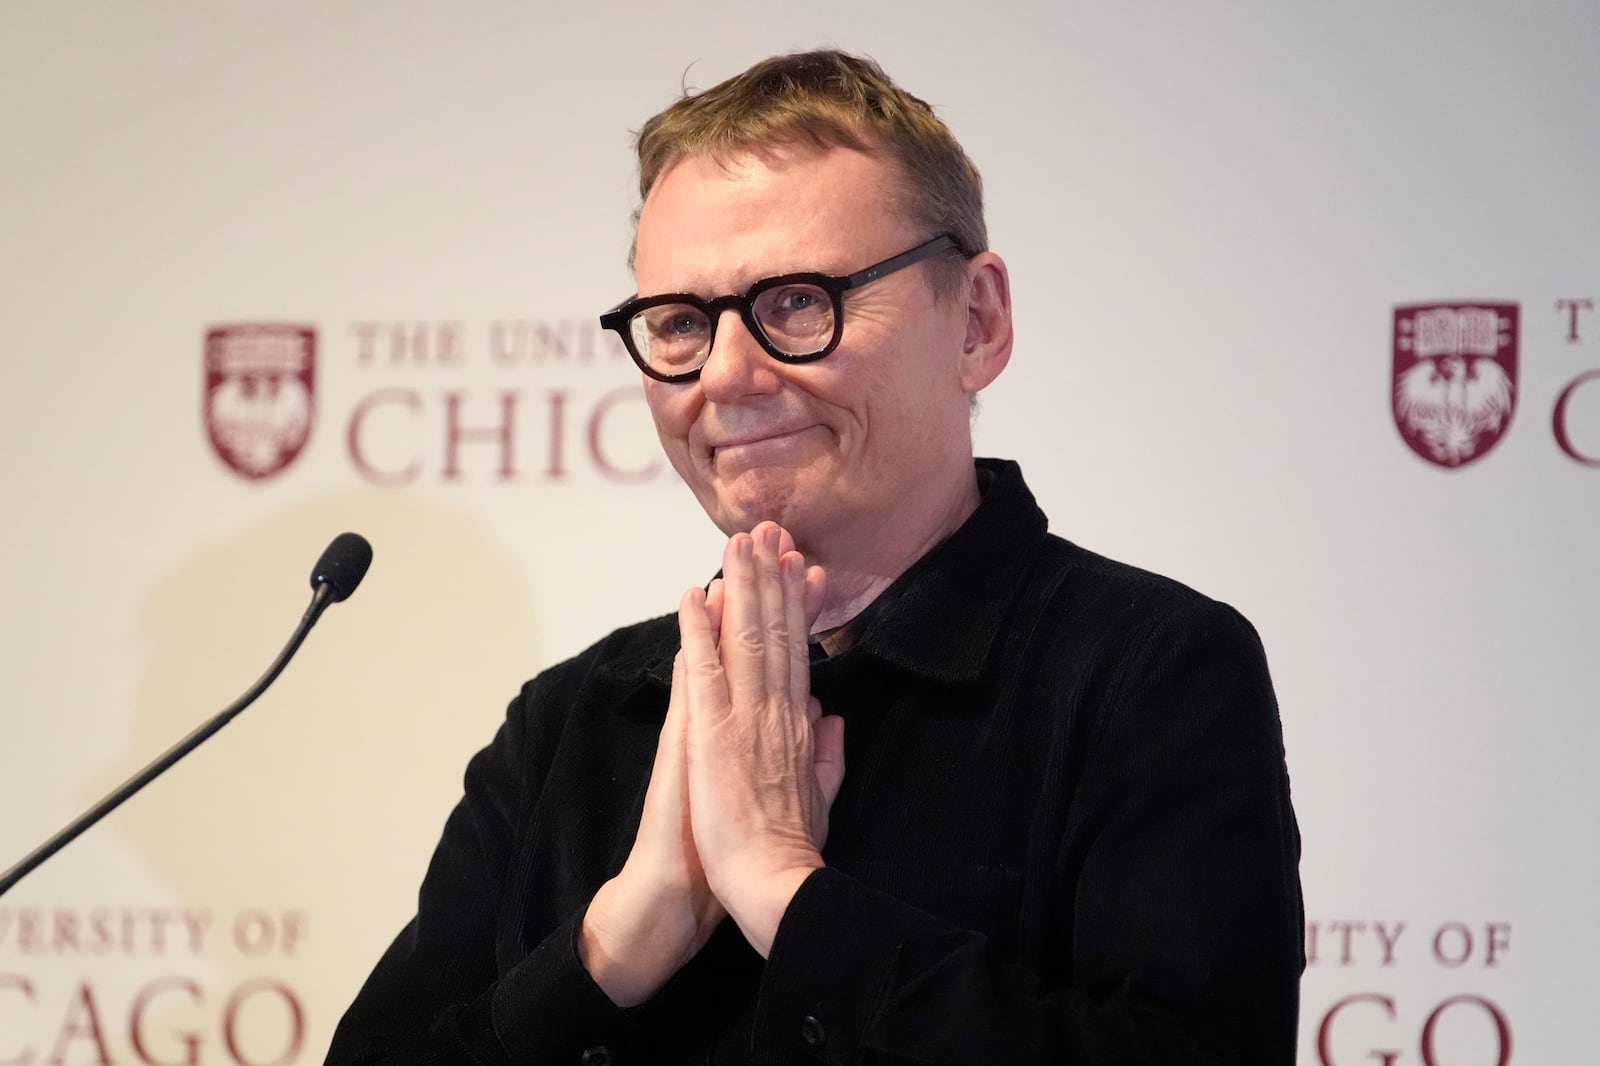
[756,284,831,322]
[665,312,703,336]
[775,289,819,313]
[641,305,708,340]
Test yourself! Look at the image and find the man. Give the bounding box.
[328,50,1303,1065]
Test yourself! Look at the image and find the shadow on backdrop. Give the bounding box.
[88,489,537,1063]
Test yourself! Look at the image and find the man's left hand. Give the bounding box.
[677,521,847,957]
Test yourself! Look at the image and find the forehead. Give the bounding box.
[633,144,911,293]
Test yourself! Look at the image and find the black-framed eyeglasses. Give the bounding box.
[599,234,962,383]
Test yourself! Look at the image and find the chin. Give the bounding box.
[709,471,813,534]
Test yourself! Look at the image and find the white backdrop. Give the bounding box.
[2,4,1596,1063]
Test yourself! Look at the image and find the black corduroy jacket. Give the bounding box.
[329,459,1304,1065]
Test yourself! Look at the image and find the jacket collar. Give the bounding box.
[842,458,1048,683]
[628,458,1050,688]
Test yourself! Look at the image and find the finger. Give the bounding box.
[753,526,796,710]
[704,577,725,645]
[663,652,699,850]
[677,585,728,723]
[813,712,847,811]
[803,564,827,634]
[727,524,785,704]
[775,524,823,634]
[718,531,765,703]
[776,523,817,639]
[782,551,811,713]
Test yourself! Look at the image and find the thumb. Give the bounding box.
[811,704,846,808]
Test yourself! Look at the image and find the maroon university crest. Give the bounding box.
[203,324,316,480]
[1392,302,1518,469]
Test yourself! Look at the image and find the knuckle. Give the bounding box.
[733,625,766,655]
[689,657,724,681]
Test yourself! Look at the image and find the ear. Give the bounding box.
[958,252,1013,394]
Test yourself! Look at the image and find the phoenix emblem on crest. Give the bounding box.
[203,324,317,480]
[1392,304,1518,469]
[211,374,313,475]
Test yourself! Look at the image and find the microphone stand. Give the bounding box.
[0,579,346,897]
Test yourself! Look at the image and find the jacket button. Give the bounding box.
[800,1014,826,1046]
[580,1047,612,1066]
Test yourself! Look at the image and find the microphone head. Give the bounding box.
[311,532,373,603]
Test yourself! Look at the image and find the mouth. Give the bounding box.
[708,425,820,466]
[714,425,811,448]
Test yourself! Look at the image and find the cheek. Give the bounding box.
[643,383,699,447]
[839,336,946,419]
[855,353,968,456]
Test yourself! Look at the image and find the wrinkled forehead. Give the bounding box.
[633,153,917,301]
[629,138,916,276]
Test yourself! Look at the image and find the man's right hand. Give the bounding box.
[577,581,728,1007]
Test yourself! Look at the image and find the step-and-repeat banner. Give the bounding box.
[3,5,1595,1063]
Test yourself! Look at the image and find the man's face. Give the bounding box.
[633,144,980,555]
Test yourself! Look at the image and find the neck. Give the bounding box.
[805,461,982,634]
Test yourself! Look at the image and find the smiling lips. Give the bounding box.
[707,425,822,467]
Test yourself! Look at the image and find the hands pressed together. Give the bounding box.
[579,522,848,1006]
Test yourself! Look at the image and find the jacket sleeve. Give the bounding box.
[324,676,642,1066]
[751,600,1304,1064]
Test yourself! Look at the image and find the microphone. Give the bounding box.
[311,531,374,606]
[0,532,374,897]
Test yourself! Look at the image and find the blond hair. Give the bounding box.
[633,50,985,297]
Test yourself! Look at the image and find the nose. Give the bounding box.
[697,309,782,402]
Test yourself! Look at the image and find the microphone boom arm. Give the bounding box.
[0,540,364,897]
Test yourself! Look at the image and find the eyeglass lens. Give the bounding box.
[628,281,836,375]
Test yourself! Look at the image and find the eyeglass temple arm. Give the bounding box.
[845,234,960,288]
